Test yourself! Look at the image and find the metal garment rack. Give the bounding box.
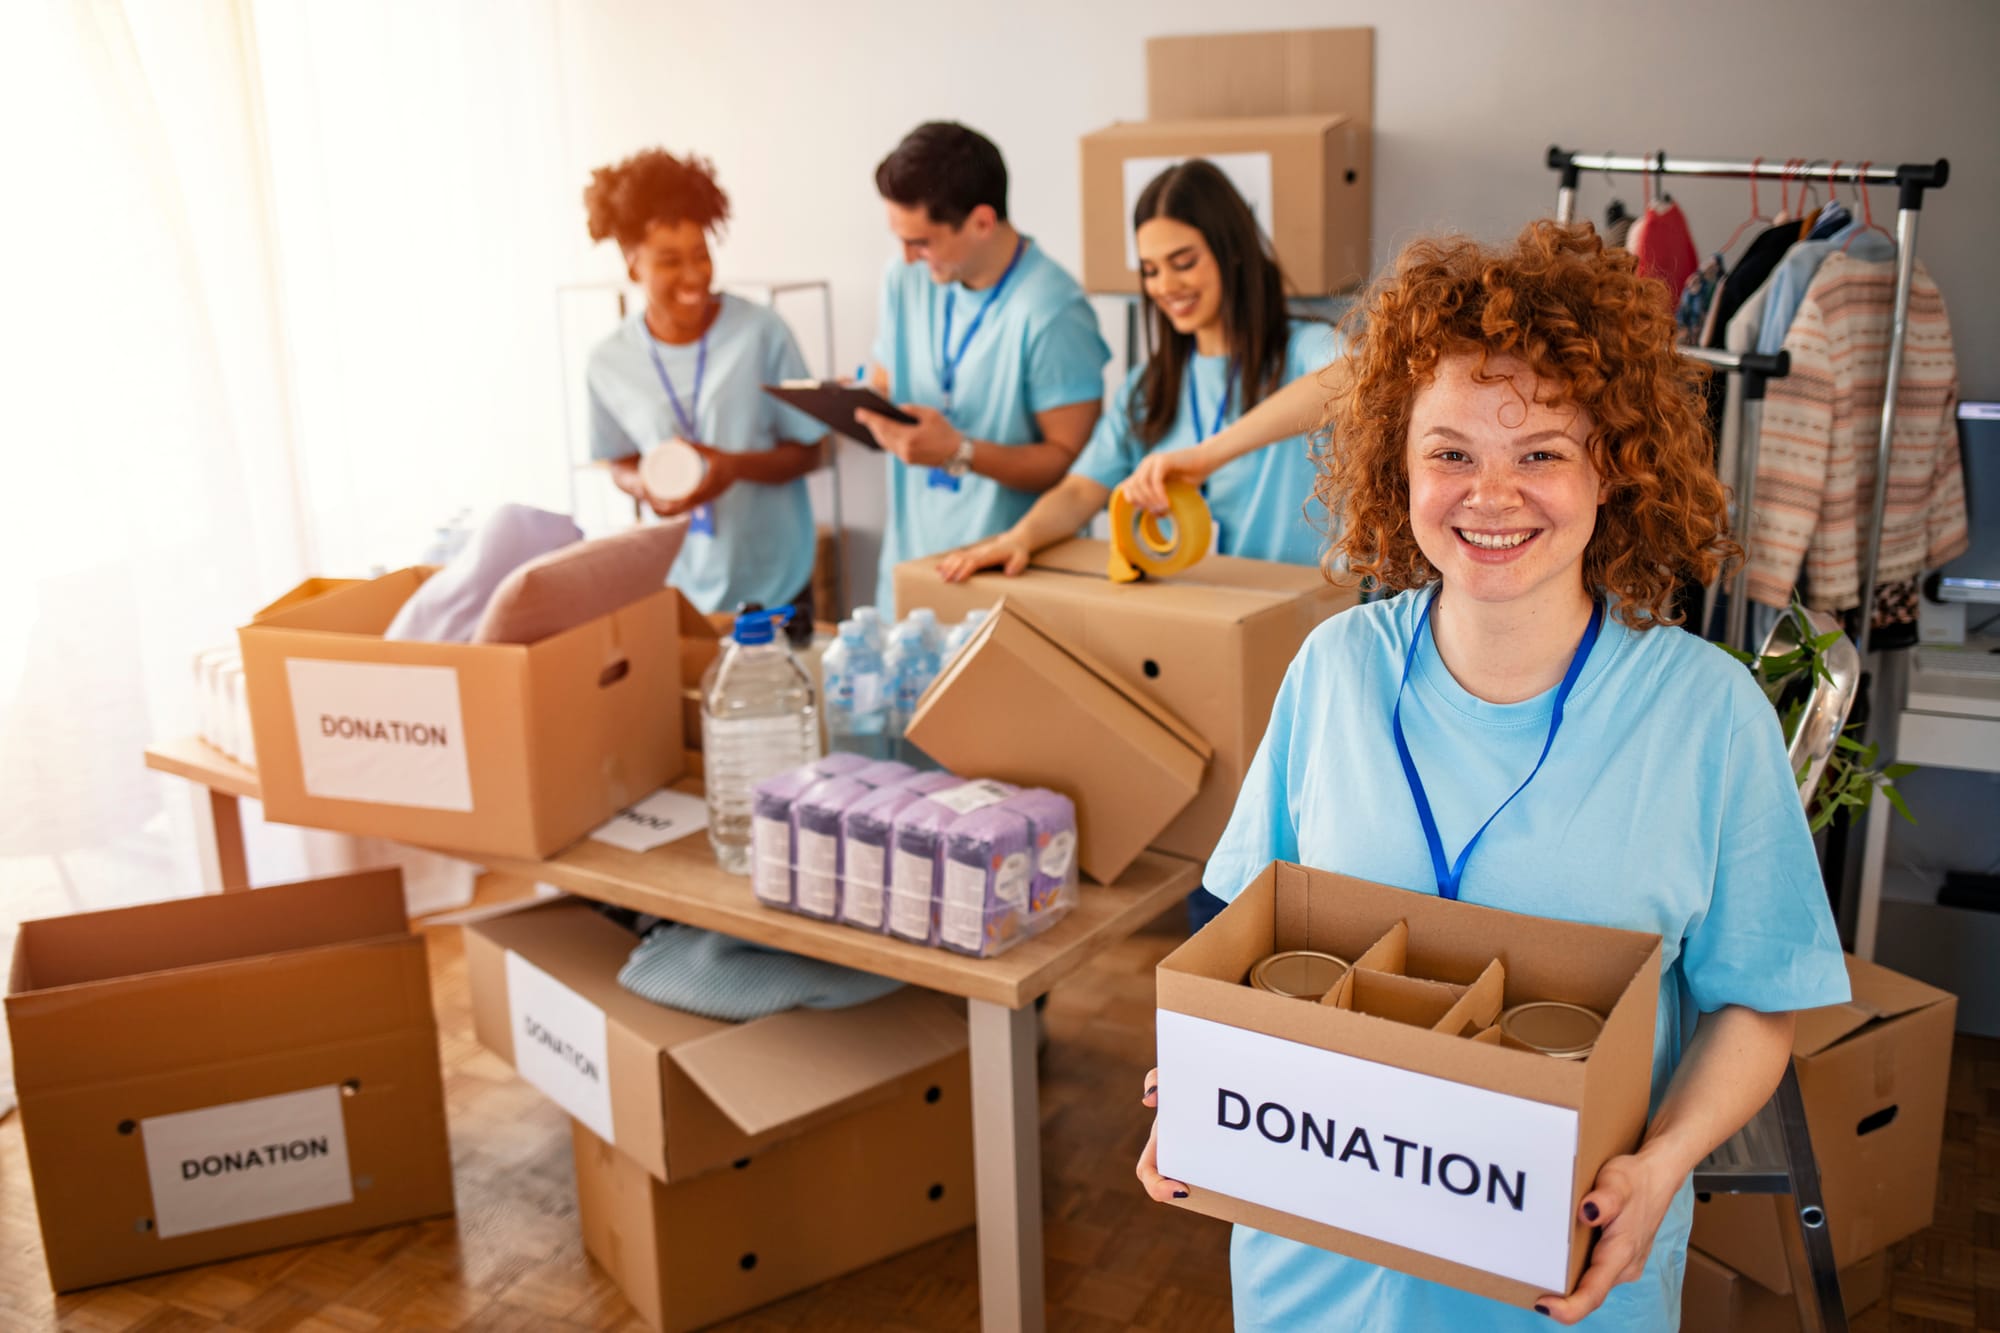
[1548,148,1951,656]
[1684,344,1791,651]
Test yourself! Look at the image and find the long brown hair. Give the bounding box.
[1129,160,1295,447]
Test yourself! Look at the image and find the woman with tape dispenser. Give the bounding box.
[1134,222,1848,1330]
[583,147,831,646]
[934,158,1342,585]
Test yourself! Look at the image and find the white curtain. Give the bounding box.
[0,0,574,1095]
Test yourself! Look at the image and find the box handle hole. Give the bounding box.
[1345,169,1358,184]
[341,1079,362,1097]
[118,1119,137,1136]
[598,659,631,688]
[739,1252,758,1271]
[1857,1105,1898,1136]
[928,1183,945,1202]
[1142,659,1160,679]
[925,1085,942,1104]
[134,1218,153,1233]
[733,1157,752,1170]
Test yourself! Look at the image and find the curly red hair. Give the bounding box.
[1319,220,1735,629]
[583,148,730,251]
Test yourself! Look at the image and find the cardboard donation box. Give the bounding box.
[902,597,1207,884]
[1153,862,1662,1307]
[465,898,969,1182]
[571,1062,975,1333]
[896,540,1354,865]
[239,569,683,859]
[1081,115,1369,296]
[1681,1246,1887,1332]
[1692,954,1955,1293]
[5,870,455,1292]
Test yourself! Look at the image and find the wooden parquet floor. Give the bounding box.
[1,890,1997,1331]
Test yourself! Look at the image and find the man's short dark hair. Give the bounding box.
[874,122,1008,227]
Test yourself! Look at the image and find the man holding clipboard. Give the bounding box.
[855,122,1110,612]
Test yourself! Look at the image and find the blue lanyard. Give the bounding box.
[937,237,1026,409]
[1186,358,1237,443]
[645,320,709,440]
[1391,591,1604,901]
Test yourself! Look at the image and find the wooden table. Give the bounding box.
[145,736,1201,1333]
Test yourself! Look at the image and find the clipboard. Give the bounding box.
[763,380,916,450]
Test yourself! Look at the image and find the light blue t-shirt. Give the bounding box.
[870,241,1111,610]
[1072,320,1343,566]
[588,296,825,615]
[1203,591,1849,1333]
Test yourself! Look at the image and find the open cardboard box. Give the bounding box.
[903,596,1208,884]
[571,1056,974,1332]
[1153,861,1661,1307]
[1692,954,1955,1293]
[1682,1245,1887,1332]
[896,540,1349,866]
[5,870,455,1291]
[239,569,683,860]
[466,897,968,1182]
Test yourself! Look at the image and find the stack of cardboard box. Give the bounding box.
[465,897,977,1331]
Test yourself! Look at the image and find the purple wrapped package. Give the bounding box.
[1000,789,1080,929]
[790,776,877,920]
[887,779,1016,945]
[940,806,1035,956]
[839,772,960,933]
[849,759,918,790]
[748,755,863,906]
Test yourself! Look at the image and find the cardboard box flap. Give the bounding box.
[667,988,968,1138]
[251,576,366,622]
[248,569,433,636]
[9,870,408,994]
[964,597,1212,763]
[1022,539,1330,618]
[1793,953,1955,1056]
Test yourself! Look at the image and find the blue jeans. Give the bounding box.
[1186,886,1228,933]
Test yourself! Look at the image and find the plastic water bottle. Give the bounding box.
[853,605,889,653]
[907,607,945,656]
[887,620,944,764]
[943,608,990,661]
[821,618,892,759]
[701,609,821,874]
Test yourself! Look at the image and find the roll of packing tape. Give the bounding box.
[1106,480,1212,583]
[641,439,707,505]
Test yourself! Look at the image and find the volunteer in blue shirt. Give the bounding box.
[855,122,1111,613]
[583,147,829,643]
[936,158,1340,580]
[1135,221,1850,1331]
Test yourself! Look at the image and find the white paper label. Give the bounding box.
[996,851,1031,908]
[1155,1010,1579,1291]
[930,781,1011,816]
[796,828,839,916]
[141,1086,354,1239]
[851,670,885,714]
[505,951,615,1143]
[889,848,935,939]
[751,815,792,904]
[590,787,709,853]
[285,658,474,811]
[941,859,992,952]
[842,841,888,928]
[1123,151,1276,270]
[1039,830,1077,881]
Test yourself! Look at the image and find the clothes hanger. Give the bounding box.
[1841,163,1896,254]
[1714,156,1773,258]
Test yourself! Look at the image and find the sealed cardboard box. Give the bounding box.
[896,540,1355,864]
[466,897,968,1182]
[5,870,455,1292]
[1153,861,1661,1307]
[572,1056,975,1332]
[902,598,1208,884]
[1692,956,1955,1292]
[240,569,683,859]
[1080,114,1369,296]
[1144,27,1375,123]
[1681,1245,1887,1332]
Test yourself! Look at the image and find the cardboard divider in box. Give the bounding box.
[895,540,1354,866]
[238,568,683,860]
[465,897,968,1183]
[1692,954,1955,1293]
[1321,922,1509,1042]
[1153,861,1661,1308]
[902,596,1209,885]
[4,870,455,1292]
[572,1056,975,1332]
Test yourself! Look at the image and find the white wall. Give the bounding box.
[551,0,2000,605]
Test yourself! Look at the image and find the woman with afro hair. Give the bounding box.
[584,148,829,639]
[1134,221,1848,1330]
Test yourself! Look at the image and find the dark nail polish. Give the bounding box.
[1145,1085,1157,1100]
[1582,1201,1600,1222]
[1171,1190,1188,1199]
[1534,1305,1551,1317]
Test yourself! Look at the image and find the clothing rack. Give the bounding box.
[1547,148,1951,656]
[1682,345,1791,651]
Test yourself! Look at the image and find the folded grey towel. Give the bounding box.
[616,925,902,1021]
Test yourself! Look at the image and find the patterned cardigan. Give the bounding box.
[1752,252,1967,610]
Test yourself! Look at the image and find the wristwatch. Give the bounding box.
[943,432,976,480]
